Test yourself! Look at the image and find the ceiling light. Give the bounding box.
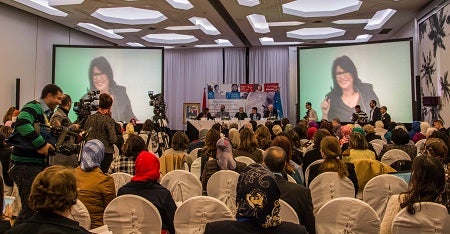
[364,9,396,30]
[282,0,362,17]
[165,26,199,30]
[268,21,304,27]
[326,34,372,43]
[189,17,220,35]
[195,39,233,47]
[237,0,260,7]
[113,28,141,33]
[287,27,345,40]
[247,14,269,33]
[92,7,167,25]
[142,33,198,44]
[14,0,68,17]
[126,42,144,47]
[165,0,193,10]
[259,37,274,45]
[77,23,123,39]
[332,19,369,24]
[48,0,84,6]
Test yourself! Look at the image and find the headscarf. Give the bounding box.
[236,163,281,228]
[80,139,104,171]
[352,127,365,136]
[340,125,352,145]
[216,138,236,170]
[307,127,317,140]
[132,151,160,182]
[198,128,209,141]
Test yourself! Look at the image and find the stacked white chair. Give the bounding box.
[160,170,202,205]
[174,196,234,234]
[309,172,355,215]
[234,156,255,165]
[279,199,300,224]
[70,199,91,230]
[190,157,202,179]
[110,172,133,195]
[103,194,162,234]
[363,174,408,219]
[305,159,324,187]
[391,202,450,233]
[315,197,380,234]
[206,170,240,215]
[381,149,411,166]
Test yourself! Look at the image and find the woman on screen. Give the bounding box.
[88,56,136,122]
[321,55,379,121]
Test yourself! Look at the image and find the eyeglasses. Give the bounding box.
[93,72,105,77]
[335,71,349,77]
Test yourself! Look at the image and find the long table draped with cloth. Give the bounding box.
[186,119,266,141]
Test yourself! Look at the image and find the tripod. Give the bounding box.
[153,117,169,157]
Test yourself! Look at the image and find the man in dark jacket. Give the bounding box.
[368,100,381,125]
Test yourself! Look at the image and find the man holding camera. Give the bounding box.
[84,93,117,173]
[9,84,63,225]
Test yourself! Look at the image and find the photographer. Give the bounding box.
[84,93,117,173]
[9,84,62,225]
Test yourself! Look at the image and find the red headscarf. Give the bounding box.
[132,151,160,182]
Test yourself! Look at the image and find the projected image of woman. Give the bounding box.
[88,56,136,122]
[321,55,379,121]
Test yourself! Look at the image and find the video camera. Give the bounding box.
[148,91,167,122]
[73,90,100,123]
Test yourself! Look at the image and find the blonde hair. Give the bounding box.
[228,128,240,149]
[125,123,135,135]
[319,136,348,178]
[239,128,259,152]
[374,120,384,129]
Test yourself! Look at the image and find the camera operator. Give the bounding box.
[8,84,62,225]
[49,94,79,167]
[84,93,117,173]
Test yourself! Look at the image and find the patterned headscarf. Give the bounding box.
[216,138,236,170]
[132,151,160,182]
[236,163,281,228]
[80,139,104,171]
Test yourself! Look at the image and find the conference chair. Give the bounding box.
[190,157,202,179]
[206,170,240,215]
[371,142,383,156]
[70,199,91,230]
[279,199,300,225]
[110,172,133,195]
[381,149,411,167]
[352,159,397,192]
[160,170,202,205]
[415,138,426,155]
[234,156,256,165]
[304,159,324,187]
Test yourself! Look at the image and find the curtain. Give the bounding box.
[224,47,246,84]
[164,48,223,130]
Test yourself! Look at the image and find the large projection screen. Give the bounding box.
[298,39,413,123]
[53,46,163,123]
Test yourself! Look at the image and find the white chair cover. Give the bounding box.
[370,139,386,146]
[305,159,324,187]
[415,138,426,155]
[188,148,201,165]
[286,174,296,183]
[110,172,133,195]
[190,157,202,179]
[381,149,411,166]
[160,170,202,203]
[279,199,300,224]
[316,197,380,234]
[103,194,162,234]
[70,199,91,230]
[234,156,255,165]
[206,170,240,215]
[310,172,355,215]
[392,202,450,234]
[174,196,234,234]
[363,174,408,219]
[371,143,383,156]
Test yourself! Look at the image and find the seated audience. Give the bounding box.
[138,119,157,153]
[422,137,449,165]
[7,166,89,233]
[109,134,146,175]
[159,131,189,176]
[118,150,176,234]
[232,128,263,163]
[331,118,342,138]
[343,132,376,162]
[384,122,397,143]
[74,139,116,229]
[374,120,387,140]
[408,121,421,140]
[201,138,246,194]
[199,129,221,176]
[123,122,136,143]
[187,128,209,154]
[339,125,353,147]
[363,124,382,143]
[255,125,271,150]
[307,136,359,194]
[412,121,430,143]
[380,156,450,234]
[302,129,331,172]
[264,146,315,234]
[379,128,418,161]
[287,129,304,165]
[204,163,308,234]
[271,135,303,184]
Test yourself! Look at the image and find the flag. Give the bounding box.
[273,89,283,118]
[202,88,207,110]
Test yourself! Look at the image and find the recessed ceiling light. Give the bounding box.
[14,0,68,17]
[287,27,345,40]
[247,14,269,33]
[77,23,123,39]
[195,39,233,47]
[126,42,144,47]
[259,37,274,45]
[142,33,198,44]
[189,17,220,35]
[165,26,199,30]
[364,9,396,30]
[113,28,141,33]
[165,0,193,10]
[326,34,372,43]
[48,0,84,6]
[237,0,260,7]
[92,7,167,25]
[332,19,368,24]
[282,0,362,17]
[268,21,304,27]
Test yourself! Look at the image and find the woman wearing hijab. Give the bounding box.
[204,164,308,233]
[201,138,246,194]
[118,151,176,234]
[73,139,116,229]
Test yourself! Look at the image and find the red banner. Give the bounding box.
[264,83,279,92]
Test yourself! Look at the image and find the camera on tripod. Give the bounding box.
[73,90,100,123]
[148,91,166,122]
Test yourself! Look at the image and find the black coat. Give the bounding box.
[7,212,89,234]
[205,220,308,234]
[369,107,382,125]
[117,180,177,234]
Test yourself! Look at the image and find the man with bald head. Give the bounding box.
[263,104,278,119]
[264,146,315,234]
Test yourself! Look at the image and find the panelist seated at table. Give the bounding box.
[234,107,248,120]
[197,108,213,120]
[263,104,278,120]
[215,105,230,119]
[249,107,261,121]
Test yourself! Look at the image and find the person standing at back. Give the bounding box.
[368,100,381,125]
[8,84,63,225]
[304,102,318,122]
[84,93,117,173]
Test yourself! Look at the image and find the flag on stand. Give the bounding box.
[273,89,283,118]
[202,88,207,110]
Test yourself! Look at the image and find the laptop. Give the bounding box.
[389,171,411,184]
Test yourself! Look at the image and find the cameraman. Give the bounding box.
[84,93,117,173]
[49,94,79,167]
[8,84,62,225]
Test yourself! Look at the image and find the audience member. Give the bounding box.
[302,129,331,172]
[342,132,376,162]
[109,134,146,175]
[199,129,221,176]
[187,128,208,154]
[363,124,382,143]
[331,118,342,138]
[408,121,421,140]
[374,120,387,140]
[287,128,304,165]
[379,128,417,161]
[232,128,263,163]
[271,135,303,184]
[159,131,189,176]
[272,125,282,137]
[228,128,240,149]
[412,121,430,143]
[422,138,449,164]
[255,125,271,150]
[2,107,15,125]
[433,119,448,135]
